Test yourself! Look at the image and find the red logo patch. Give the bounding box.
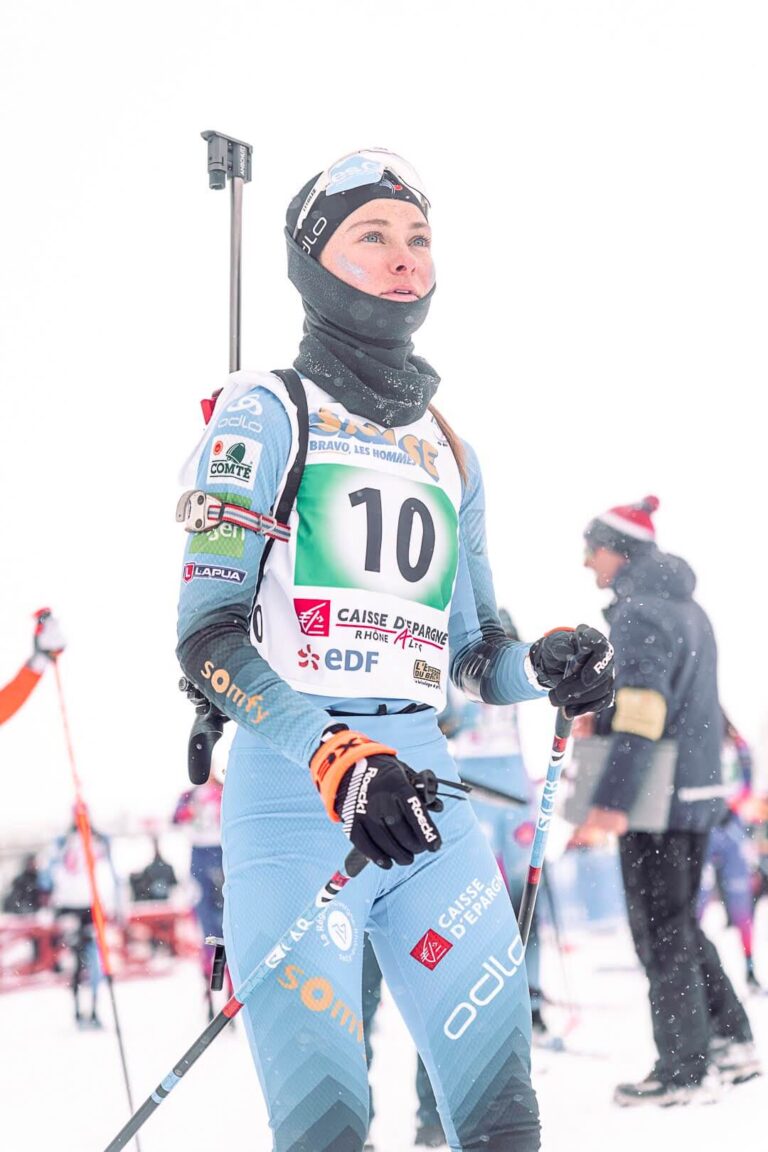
[294,598,331,637]
[183,563,194,583]
[410,929,453,971]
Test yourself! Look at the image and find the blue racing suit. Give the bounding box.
[177,373,548,1152]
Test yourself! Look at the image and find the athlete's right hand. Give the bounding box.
[309,726,442,869]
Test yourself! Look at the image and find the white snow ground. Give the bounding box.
[3,910,766,1151]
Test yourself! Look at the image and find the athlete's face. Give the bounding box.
[583,545,627,589]
[319,199,434,301]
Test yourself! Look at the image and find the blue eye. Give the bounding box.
[411,235,431,248]
[360,232,383,243]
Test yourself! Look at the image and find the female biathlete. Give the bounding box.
[176,149,614,1152]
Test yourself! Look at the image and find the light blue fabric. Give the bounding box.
[223,709,539,1151]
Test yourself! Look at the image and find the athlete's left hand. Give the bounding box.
[529,624,614,717]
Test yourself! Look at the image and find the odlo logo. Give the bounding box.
[209,439,253,483]
[443,936,525,1041]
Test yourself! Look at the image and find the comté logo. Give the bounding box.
[410,929,453,971]
[294,598,331,637]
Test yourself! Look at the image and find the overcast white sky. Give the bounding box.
[2,0,767,833]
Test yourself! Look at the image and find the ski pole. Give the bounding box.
[52,654,141,1151]
[102,849,368,1152]
[517,709,573,948]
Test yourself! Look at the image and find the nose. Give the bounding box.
[389,241,416,274]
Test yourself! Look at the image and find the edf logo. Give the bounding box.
[326,649,379,673]
[297,647,379,674]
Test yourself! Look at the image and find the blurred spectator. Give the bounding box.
[129,836,179,903]
[2,854,49,915]
[578,495,760,1104]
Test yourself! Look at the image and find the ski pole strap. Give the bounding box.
[175,489,291,542]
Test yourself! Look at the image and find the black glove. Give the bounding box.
[529,624,614,717]
[310,726,443,869]
[335,753,443,870]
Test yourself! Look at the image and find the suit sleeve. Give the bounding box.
[176,385,332,767]
[591,601,673,812]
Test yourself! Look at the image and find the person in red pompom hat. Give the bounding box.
[576,496,761,1105]
[582,494,660,587]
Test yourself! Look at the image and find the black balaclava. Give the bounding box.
[285,152,440,428]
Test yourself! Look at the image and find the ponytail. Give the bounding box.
[429,404,468,485]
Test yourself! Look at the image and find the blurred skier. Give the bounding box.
[0,610,65,725]
[45,812,119,1028]
[173,763,228,1018]
[362,609,549,1148]
[698,712,767,991]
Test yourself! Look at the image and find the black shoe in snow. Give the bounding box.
[531,1005,547,1034]
[745,963,766,993]
[77,1013,104,1031]
[415,1122,447,1147]
[613,1069,721,1107]
[710,1038,763,1085]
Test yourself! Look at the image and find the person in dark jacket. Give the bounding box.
[578,495,761,1105]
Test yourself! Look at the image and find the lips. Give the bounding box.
[382,287,419,299]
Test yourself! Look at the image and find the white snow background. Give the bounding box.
[1,0,768,834]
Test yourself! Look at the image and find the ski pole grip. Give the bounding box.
[188,707,226,785]
[344,849,369,878]
[555,709,573,742]
[210,940,226,991]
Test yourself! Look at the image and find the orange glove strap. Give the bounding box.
[309,730,396,823]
